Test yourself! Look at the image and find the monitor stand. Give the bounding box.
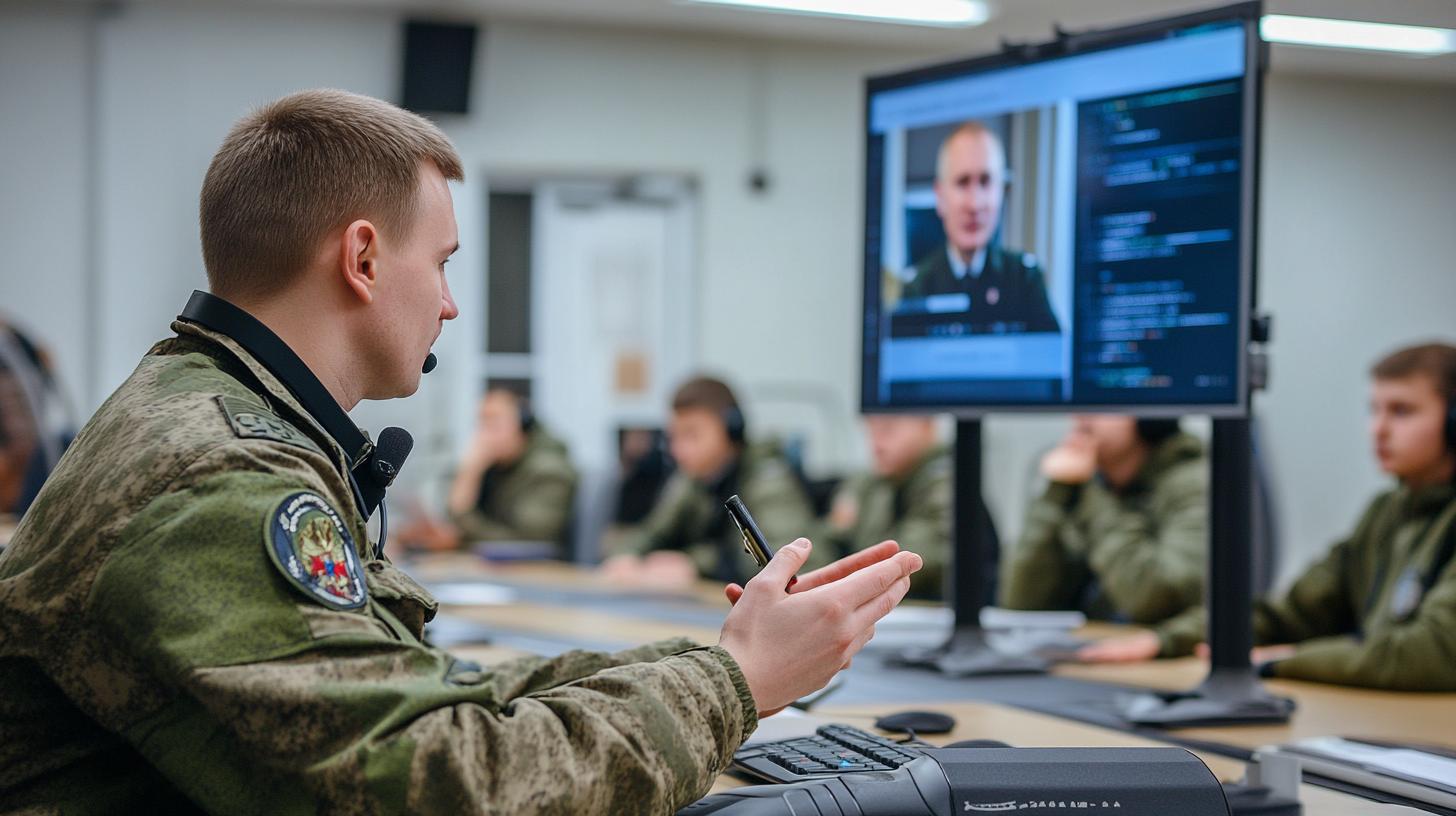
[888,419,1049,677]
[1119,416,1294,726]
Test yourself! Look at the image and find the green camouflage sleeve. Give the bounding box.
[1154,605,1206,657]
[1266,568,1456,691]
[90,444,756,815]
[449,467,576,544]
[477,638,703,700]
[1081,465,1205,624]
[1002,483,1089,611]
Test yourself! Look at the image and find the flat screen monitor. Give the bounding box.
[861,5,1262,416]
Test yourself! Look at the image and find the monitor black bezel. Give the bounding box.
[859,1,1266,418]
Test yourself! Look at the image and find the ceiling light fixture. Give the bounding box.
[681,0,989,28]
[1260,14,1456,56]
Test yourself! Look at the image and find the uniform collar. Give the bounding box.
[174,290,372,467]
[947,244,987,281]
[1395,481,1456,518]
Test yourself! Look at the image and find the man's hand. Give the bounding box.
[718,539,922,716]
[461,426,495,472]
[722,539,903,606]
[641,550,700,590]
[1040,429,1097,485]
[1078,630,1161,663]
[1193,642,1296,666]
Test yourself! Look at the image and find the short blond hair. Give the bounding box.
[199,89,463,299]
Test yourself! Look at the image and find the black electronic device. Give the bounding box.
[861,4,1261,416]
[732,724,927,784]
[724,494,776,571]
[695,747,1229,815]
[875,710,956,735]
[723,404,747,444]
[401,20,477,115]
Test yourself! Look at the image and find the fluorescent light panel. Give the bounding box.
[682,0,988,28]
[1261,14,1456,56]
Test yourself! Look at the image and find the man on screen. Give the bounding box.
[901,121,1060,335]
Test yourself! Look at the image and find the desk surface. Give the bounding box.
[412,555,1453,813]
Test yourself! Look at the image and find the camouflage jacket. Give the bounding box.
[1157,483,1456,691]
[613,441,818,584]
[826,445,951,600]
[0,317,756,815]
[1002,433,1208,625]
[449,426,578,552]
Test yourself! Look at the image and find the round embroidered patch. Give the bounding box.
[267,492,367,609]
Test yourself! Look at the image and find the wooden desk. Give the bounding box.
[411,558,1439,813]
[1055,652,1456,753]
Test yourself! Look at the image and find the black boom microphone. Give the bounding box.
[422,353,438,374]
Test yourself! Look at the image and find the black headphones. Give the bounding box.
[1445,390,1456,454]
[723,405,746,445]
[179,290,412,555]
[518,397,537,434]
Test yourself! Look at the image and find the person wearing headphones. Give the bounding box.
[1085,342,1456,691]
[603,376,818,588]
[1002,415,1208,625]
[397,388,578,555]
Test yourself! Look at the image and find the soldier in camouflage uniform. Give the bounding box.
[605,377,819,586]
[897,121,1058,335]
[826,416,951,601]
[398,389,578,556]
[1083,344,1456,691]
[0,89,922,814]
[1002,417,1207,625]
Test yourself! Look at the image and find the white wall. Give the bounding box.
[2,1,1454,580]
[0,3,91,415]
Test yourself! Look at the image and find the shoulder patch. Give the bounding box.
[266,492,367,610]
[217,395,322,454]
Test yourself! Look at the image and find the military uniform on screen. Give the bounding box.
[828,445,951,601]
[900,244,1060,334]
[450,426,578,552]
[1157,482,1456,691]
[0,312,757,814]
[1002,433,1207,625]
[615,441,819,584]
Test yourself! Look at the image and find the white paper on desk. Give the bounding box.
[979,606,1086,630]
[1293,737,1456,792]
[426,583,519,606]
[742,709,835,746]
[877,605,952,631]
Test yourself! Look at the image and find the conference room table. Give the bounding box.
[401,553,1453,815]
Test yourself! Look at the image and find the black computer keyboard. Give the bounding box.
[731,724,927,784]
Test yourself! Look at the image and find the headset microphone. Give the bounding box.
[422,353,438,374]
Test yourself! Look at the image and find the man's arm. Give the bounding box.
[1266,548,1456,691]
[1001,483,1088,611]
[607,474,694,558]
[91,450,754,815]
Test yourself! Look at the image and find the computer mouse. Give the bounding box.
[874,710,957,735]
[942,739,1011,749]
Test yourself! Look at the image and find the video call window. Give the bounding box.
[862,21,1254,413]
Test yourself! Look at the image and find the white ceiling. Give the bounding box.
[178,0,1456,84]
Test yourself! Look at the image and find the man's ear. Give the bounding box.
[339,219,380,305]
